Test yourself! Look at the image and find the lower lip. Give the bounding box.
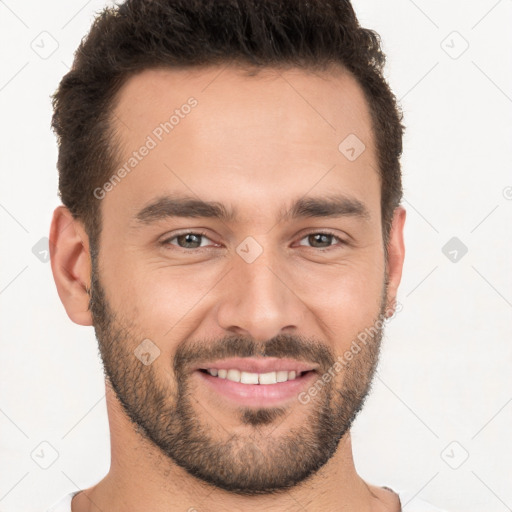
[195,370,317,407]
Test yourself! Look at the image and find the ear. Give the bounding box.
[384,206,406,316]
[49,206,93,326]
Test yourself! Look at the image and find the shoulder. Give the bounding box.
[46,491,79,512]
[394,488,452,512]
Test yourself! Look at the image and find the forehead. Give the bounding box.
[113,65,374,145]
[106,65,380,226]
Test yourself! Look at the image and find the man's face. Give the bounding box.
[90,66,393,494]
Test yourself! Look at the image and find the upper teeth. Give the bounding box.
[207,368,300,384]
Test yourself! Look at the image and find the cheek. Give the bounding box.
[296,258,385,349]
[100,240,385,348]
[101,254,222,335]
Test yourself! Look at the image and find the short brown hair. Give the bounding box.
[52,0,404,252]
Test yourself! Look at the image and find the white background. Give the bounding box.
[0,1,511,511]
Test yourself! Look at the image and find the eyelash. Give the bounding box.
[160,230,347,252]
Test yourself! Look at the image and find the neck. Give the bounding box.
[72,383,397,512]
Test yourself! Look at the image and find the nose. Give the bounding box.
[215,248,305,342]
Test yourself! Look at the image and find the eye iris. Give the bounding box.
[173,234,335,249]
[309,233,332,248]
[177,233,202,249]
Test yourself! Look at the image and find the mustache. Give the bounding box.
[173,333,336,375]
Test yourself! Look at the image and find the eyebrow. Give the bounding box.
[134,193,370,225]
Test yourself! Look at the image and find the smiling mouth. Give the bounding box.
[197,368,313,384]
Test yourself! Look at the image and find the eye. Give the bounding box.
[297,232,345,249]
[162,231,217,250]
[160,230,346,252]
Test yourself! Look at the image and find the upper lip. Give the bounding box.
[194,357,319,374]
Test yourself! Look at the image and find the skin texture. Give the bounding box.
[50,65,406,511]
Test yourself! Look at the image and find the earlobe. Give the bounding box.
[385,206,406,315]
[49,206,93,326]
